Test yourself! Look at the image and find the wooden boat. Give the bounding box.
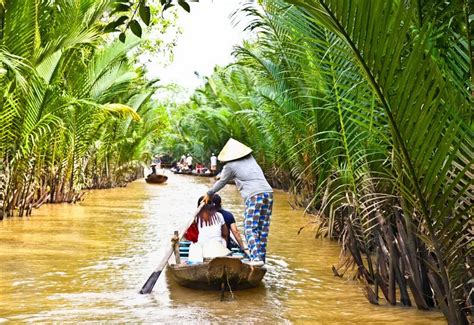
[145,173,168,184]
[191,172,215,177]
[171,168,192,175]
[168,241,266,290]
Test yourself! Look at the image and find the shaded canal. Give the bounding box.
[0,173,445,323]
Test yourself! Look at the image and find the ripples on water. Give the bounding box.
[0,173,445,323]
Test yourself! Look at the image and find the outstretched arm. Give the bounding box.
[207,165,233,196]
[230,223,245,249]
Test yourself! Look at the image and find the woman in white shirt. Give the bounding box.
[196,197,229,257]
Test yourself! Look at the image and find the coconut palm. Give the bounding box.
[0,0,166,217]
[280,1,472,323]
[158,1,472,323]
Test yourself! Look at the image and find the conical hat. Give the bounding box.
[217,138,252,162]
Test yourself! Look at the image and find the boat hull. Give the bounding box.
[191,172,215,177]
[172,170,192,175]
[145,174,168,184]
[168,257,266,290]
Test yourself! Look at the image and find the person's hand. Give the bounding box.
[203,193,213,204]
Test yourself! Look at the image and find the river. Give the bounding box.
[0,173,445,323]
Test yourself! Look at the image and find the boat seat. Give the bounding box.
[179,241,192,258]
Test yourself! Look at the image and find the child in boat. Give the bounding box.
[195,196,230,258]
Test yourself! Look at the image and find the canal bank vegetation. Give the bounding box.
[0,0,472,323]
[0,0,175,218]
[157,1,473,324]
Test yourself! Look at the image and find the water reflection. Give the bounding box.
[0,173,445,323]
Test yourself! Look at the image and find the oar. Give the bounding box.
[139,203,204,294]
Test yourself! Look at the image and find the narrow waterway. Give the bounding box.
[0,173,445,323]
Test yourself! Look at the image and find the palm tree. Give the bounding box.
[158,1,472,323]
[0,0,167,217]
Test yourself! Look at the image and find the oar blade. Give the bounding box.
[139,203,204,294]
[139,270,162,294]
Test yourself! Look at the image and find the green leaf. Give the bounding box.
[113,3,130,13]
[116,15,128,24]
[8,80,16,93]
[119,32,126,43]
[139,4,151,26]
[104,21,118,33]
[130,19,142,38]
[178,1,190,13]
[103,15,128,33]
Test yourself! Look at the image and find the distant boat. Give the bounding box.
[191,172,214,177]
[171,168,192,175]
[171,168,214,177]
[168,241,266,290]
[145,173,168,184]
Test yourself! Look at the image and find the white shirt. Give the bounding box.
[197,212,225,245]
[210,155,217,167]
[186,156,193,165]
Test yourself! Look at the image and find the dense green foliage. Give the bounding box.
[159,1,473,323]
[0,0,171,217]
[0,0,472,323]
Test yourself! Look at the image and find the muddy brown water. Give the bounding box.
[0,173,445,323]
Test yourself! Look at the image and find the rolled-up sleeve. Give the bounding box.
[207,165,233,195]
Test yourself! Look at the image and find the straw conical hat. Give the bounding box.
[217,138,252,162]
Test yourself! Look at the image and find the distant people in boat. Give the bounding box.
[186,154,193,171]
[212,194,246,252]
[193,164,211,175]
[195,163,204,174]
[210,153,217,174]
[150,155,161,174]
[153,155,161,168]
[179,154,186,167]
[196,196,230,258]
[172,154,188,172]
[202,138,273,267]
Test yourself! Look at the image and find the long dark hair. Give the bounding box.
[196,196,219,227]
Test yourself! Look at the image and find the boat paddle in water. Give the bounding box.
[139,203,204,294]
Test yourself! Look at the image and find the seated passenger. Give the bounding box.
[196,196,230,258]
[195,163,204,174]
[212,194,246,252]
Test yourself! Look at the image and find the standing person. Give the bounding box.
[150,155,160,174]
[212,194,246,251]
[186,154,193,171]
[210,153,217,174]
[179,154,186,168]
[152,155,161,170]
[203,138,273,266]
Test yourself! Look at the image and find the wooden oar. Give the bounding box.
[139,203,204,294]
